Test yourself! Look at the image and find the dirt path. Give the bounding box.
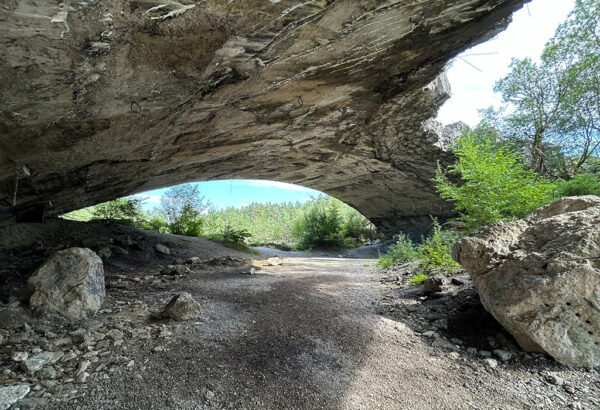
[47,256,554,410]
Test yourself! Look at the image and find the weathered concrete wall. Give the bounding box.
[0,0,528,232]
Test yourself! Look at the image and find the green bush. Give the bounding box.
[377,233,418,268]
[434,130,557,230]
[416,222,461,274]
[168,205,204,236]
[222,225,251,244]
[292,197,345,249]
[141,214,170,233]
[557,173,600,196]
[89,198,145,226]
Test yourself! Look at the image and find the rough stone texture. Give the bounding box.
[161,292,202,321]
[453,196,600,368]
[423,275,445,293]
[154,243,171,255]
[267,256,283,266]
[0,385,30,410]
[27,247,105,320]
[0,0,528,233]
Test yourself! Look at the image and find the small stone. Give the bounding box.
[483,358,498,368]
[96,247,112,259]
[11,352,29,362]
[105,329,124,340]
[76,372,89,383]
[479,350,492,358]
[267,257,282,266]
[450,338,463,345]
[545,374,564,386]
[205,390,215,401]
[0,384,30,410]
[21,352,64,374]
[160,265,191,276]
[152,346,165,352]
[154,244,171,255]
[38,366,57,380]
[451,277,465,286]
[448,352,461,359]
[76,361,91,377]
[108,245,128,255]
[249,268,256,275]
[563,385,576,395]
[422,331,437,338]
[160,292,201,321]
[423,275,445,293]
[493,349,513,362]
[185,257,201,264]
[126,360,135,367]
[432,318,448,330]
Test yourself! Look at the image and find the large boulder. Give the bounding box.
[27,248,105,320]
[453,196,600,367]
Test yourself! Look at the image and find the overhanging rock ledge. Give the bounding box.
[0,0,529,233]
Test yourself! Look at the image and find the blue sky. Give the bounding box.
[134,180,323,211]
[136,0,574,210]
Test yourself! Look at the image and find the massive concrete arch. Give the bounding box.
[0,0,528,233]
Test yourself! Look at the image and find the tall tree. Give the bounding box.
[159,184,210,223]
[491,0,600,176]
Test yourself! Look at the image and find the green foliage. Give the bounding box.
[203,202,304,244]
[409,273,429,286]
[490,0,600,176]
[89,198,145,226]
[377,233,418,268]
[222,225,251,244]
[416,223,461,274]
[557,173,600,196]
[168,205,204,236]
[377,222,461,275]
[142,213,170,233]
[434,130,557,229]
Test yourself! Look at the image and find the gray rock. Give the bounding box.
[160,292,201,321]
[0,384,30,410]
[26,248,105,320]
[96,247,112,259]
[105,329,124,340]
[454,196,600,367]
[267,257,283,266]
[545,374,564,386]
[21,352,63,374]
[154,244,171,255]
[431,318,448,330]
[12,352,28,362]
[108,245,128,255]
[185,257,201,265]
[479,350,492,358]
[160,265,191,276]
[492,349,513,362]
[483,358,498,368]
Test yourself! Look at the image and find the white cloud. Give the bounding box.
[231,180,317,193]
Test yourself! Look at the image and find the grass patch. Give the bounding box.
[409,272,429,286]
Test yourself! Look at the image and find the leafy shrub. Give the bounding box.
[377,233,418,268]
[141,214,170,233]
[416,222,461,274]
[434,130,557,230]
[160,184,210,223]
[410,272,429,286]
[292,197,344,249]
[557,173,600,196]
[90,198,145,226]
[168,205,204,236]
[222,225,251,244]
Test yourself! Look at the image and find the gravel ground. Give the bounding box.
[0,222,598,409]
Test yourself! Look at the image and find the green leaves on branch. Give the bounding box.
[434,130,557,230]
